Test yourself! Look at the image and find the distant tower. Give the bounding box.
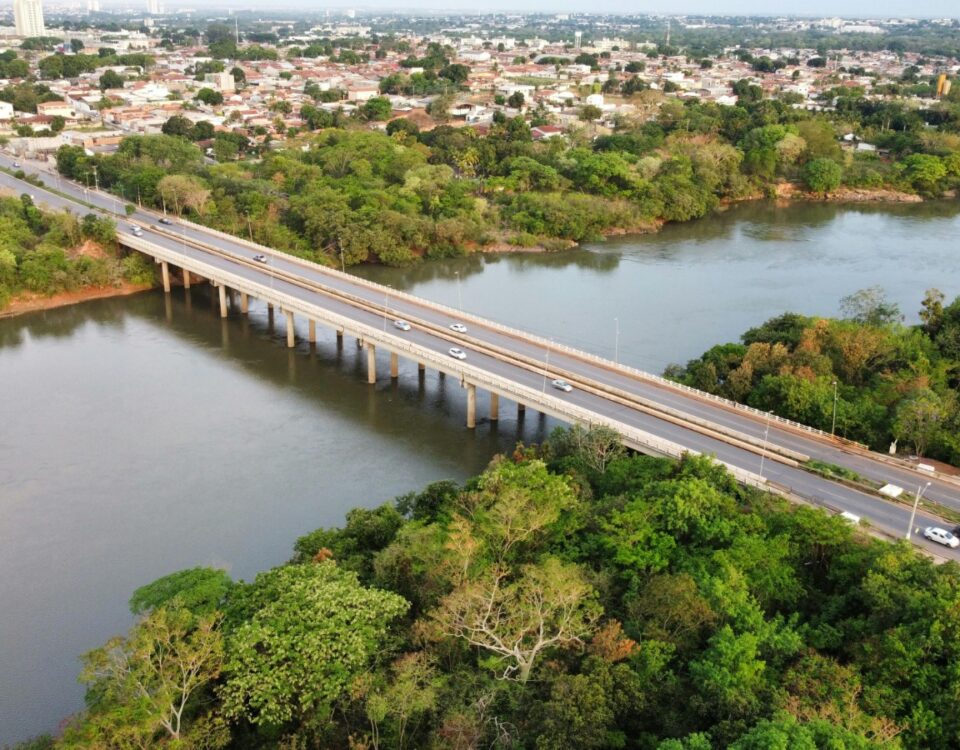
[146,0,159,14]
[665,19,671,48]
[574,31,582,50]
[14,0,45,37]
[87,0,100,11]
[346,9,356,18]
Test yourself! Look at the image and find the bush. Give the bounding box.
[802,158,842,194]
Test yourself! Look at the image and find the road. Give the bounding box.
[2,153,958,560]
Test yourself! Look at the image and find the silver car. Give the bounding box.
[448,347,467,360]
[551,379,573,392]
[923,527,960,549]
[449,323,468,333]
[393,320,411,331]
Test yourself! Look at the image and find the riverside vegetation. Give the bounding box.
[13,427,960,749]
[50,83,960,268]
[667,289,960,468]
[0,193,154,311]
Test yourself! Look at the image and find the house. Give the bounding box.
[531,125,564,140]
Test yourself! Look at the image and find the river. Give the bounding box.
[1,200,958,743]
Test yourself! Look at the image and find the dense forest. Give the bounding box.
[667,290,960,467]
[14,427,960,749]
[0,194,153,310]
[52,88,960,268]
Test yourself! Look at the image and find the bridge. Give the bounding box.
[3,152,959,558]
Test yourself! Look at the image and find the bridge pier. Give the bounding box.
[490,393,499,421]
[240,293,248,314]
[285,310,295,348]
[336,329,343,347]
[390,352,399,379]
[308,320,316,343]
[161,261,170,293]
[183,268,190,289]
[366,343,377,384]
[466,384,477,429]
[218,284,228,318]
[517,402,525,418]
[418,362,425,373]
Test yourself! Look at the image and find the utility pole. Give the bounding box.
[906,482,932,541]
[831,380,839,436]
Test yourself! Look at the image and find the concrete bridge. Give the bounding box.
[3,154,959,557]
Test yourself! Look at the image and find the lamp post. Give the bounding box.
[454,271,462,313]
[758,411,772,480]
[906,481,932,541]
[614,317,620,363]
[831,380,839,436]
[383,289,389,332]
[542,339,553,393]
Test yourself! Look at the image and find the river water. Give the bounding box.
[2,200,959,742]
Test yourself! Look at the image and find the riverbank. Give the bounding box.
[0,281,155,318]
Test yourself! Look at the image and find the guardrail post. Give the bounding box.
[183,268,190,289]
[161,261,170,294]
[285,310,295,348]
[490,393,499,421]
[218,285,227,318]
[390,352,399,379]
[308,319,316,343]
[467,384,477,429]
[367,343,377,384]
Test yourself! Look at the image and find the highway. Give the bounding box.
[3,152,959,560]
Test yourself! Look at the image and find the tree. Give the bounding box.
[363,652,440,750]
[919,288,945,336]
[161,114,193,138]
[71,606,223,743]
[221,563,408,726]
[894,389,945,457]
[157,174,211,216]
[580,104,603,122]
[900,153,947,193]
[130,567,233,617]
[70,38,84,54]
[507,91,525,109]
[802,158,842,194]
[195,87,224,106]
[839,286,901,326]
[361,96,393,121]
[428,557,601,683]
[229,66,245,85]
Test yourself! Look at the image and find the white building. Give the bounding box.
[14,0,45,37]
[146,0,159,15]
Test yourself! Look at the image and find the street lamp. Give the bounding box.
[454,271,462,313]
[614,317,620,363]
[541,338,553,393]
[383,289,389,332]
[758,410,772,480]
[831,380,839,436]
[906,481,932,541]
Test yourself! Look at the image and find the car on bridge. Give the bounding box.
[924,527,960,549]
[449,323,468,333]
[551,379,573,392]
[448,347,467,360]
[158,217,173,225]
[252,254,268,263]
[393,320,411,331]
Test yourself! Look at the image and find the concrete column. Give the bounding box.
[357,337,363,349]
[161,261,170,293]
[390,352,399,379]
[308,320,316,343]
[466,384,477,429]
[490,393,499,422]
[182,268,190,289]
[366,343,377,384]
[418,362,425,372]
[285,310,295,348]
[218,284,227,318]
[267,304,274,331]
[517,402,526,417]
[267,303,273,313]
[240,293,248,314]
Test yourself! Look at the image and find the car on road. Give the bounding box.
[252,254,268,263]
[923,527,960,549]
[448,347,467,360]
[449,323,468,333]
[131,227,143,237]
[158,217,173,225]
[393,320,411,331]
[551,379,573,392]
[12,161,20,168]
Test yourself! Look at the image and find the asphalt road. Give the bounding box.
[3,154,958,560]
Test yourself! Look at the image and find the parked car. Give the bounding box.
[393,320,411,331]
[551,379,573,392]
[449,323,468,333]
[12,161,20,168]
[252,254,268,263]
[158,217,173,225]
[923,527,960,549]
[448,347,467,360]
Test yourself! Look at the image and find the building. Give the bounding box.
[14,0,45,37]
[574,31,582,50]
[146,0,160,15]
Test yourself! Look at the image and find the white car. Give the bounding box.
[13,161,20,168]
[551,379,573,392]
[449,323,468,333]
[923,527,960,549]
[393,320,411,331]
[252,254,268,263]
[448,347,467,360]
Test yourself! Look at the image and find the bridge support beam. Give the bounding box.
[418,362,425,373]
[161,261,170,294]
[183,269,190,289]
[490,393,499,422]
[390,352,399,379]
[466,384,477,429]
[240,293,248,314]
[336,329,343,346]
[517,402,525,417]
[285,310,295,348]
[308,320,316,343]
[218,284,227,318]
[366,343,377,384]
